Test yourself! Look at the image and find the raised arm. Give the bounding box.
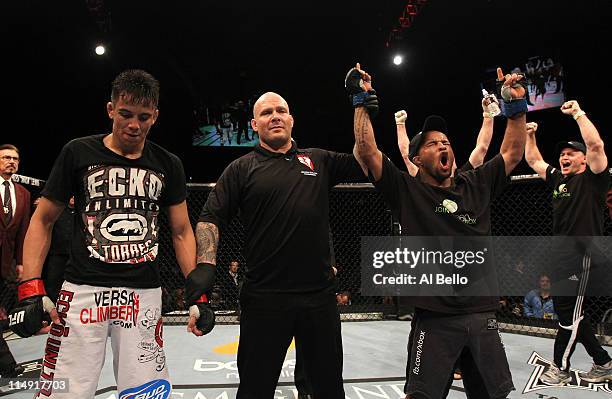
[468,99,495,168]
[497,67,528,176]
[346,63,383,180]
[395,110,419,177]
[560,100,607,173]
[524,122,549,179]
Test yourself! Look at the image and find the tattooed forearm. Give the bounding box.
[354,107,373,152]
[353,106,383,179]
[196,222,219,265]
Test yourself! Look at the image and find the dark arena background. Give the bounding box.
[2,0,612,398]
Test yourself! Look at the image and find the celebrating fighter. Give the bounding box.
[348,63,527,399]
[524,101,612,385]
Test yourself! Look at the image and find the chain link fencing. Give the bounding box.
[2,174,611,344]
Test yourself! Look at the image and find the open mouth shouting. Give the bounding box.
[560,160,571,173]
[439,152,450,171]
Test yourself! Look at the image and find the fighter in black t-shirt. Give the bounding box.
[394,95,498,178]
[349,63,527,399]
[197,92,364,398]
[9,70,212,398]
[395,98,498,395]
[524,100,611,385]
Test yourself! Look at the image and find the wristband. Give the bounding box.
[352,92,368,107]
[483,112,493,118]
[501,98,528,119]
[573,110,586,120]
[17,278,47,301]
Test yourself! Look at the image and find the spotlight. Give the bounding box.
[95,45,106,56]
[393,55,403,66]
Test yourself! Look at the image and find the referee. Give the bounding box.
[197,92,364,398]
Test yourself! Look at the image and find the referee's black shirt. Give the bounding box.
[200,142,363,294]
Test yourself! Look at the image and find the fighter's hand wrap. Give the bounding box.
[495,76,529,102]
[395,110,407,125]
[501,98,528,119]
[9,278,54,338]
[495,76,528,118]
[185,263,216,335]
[345,67,379,117]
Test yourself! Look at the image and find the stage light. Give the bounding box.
[95,45,106,55]
[393,55,403,65]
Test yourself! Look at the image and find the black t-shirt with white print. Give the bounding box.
[545,164,609,236]
[42,134,186,288]
[200,142,363,294]
[373,154,509,313]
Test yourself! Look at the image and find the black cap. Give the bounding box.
[554,141,586,155]
[408,115,448,160]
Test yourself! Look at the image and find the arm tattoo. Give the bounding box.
[196,222,219,265]
[354,109,369,150]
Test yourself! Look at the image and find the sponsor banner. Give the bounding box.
[361,236,612,296]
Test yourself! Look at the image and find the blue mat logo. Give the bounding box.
[119,379,170,399]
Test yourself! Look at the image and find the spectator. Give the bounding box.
[222,260,242,308]
[336,291,351,306]
[523,274,557,319]
[0,143,30,378]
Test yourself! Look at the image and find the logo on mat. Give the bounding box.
[297,154,314,171]
[523,351,612,393]
[119,379,170,399]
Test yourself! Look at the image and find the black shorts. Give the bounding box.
[405,310,514,399]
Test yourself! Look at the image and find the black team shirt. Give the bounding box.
[200,142,363,294]
[42,134,186,288]
[373,153,509,313]
[545,164,609,235]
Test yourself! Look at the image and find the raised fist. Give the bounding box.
[345,63,378,117]
[395,110,407,125]
[560,100,582,116]
[345,63,373,93]
[526,122,538,136]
